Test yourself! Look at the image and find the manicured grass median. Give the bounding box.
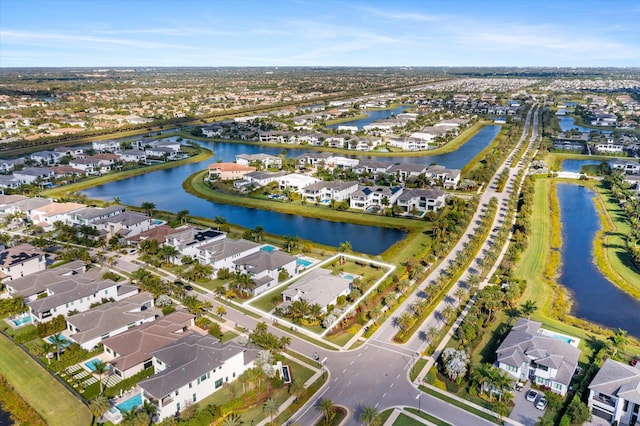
[0,334,91,426]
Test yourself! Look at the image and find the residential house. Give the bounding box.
[0,175,21,189]
[396,188,446,215]
[207,163,256,180]
[302,181,359,203]
[93,211,154,240]
[232,249,297,295]
[92,140,121,152]
[127,224,182,246]
[495,318,581,396]
[282,268,352,313]
[102,311,196,379]
[163,227,226,260]
[587,358,640,425]
[30,202,85,230]
[352,161,393,175]
[0,243,46,281]
[26,274,137,323]
[387,164,427,183]
[241,171,288,188]
[610,160,640,175]
[12,167,55,185]
[139,335,258,421]
[118,149,147,163]
[595,142,625,154]
[235,153,282,169]
[1,197,52,219]
[388,137,431,151]
[66,292,160,350]
[425,165,461,188]
[196,238,261,270]
[70,205,126,226]
[4,260,91,302]
[296,152,333,168]
[349,185,403,210]
[0,158,24,173]
[278,173,320,193]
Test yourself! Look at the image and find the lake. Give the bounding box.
[558,116,612,134]
[557,183,640,338]
[561,159,602,173]
[325,106,408,130]
[82,125,501,254]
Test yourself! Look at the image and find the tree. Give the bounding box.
[252,226,264,242]
[140,201,156,217]
[284,234,301,252]
[338,241,352,253]
[92,360,110,394]
[520,299,538,318]
[89,395,109,425]
[317,398,336,426]
[565,398,590,424]
[177,209,190,224]
[263,397,279,425]
[426,326,440,348]
[609,328,629,357]
[441,305,456,324]
[396,311,414,332]
[216,305,227,317]
[289,378,306,401]
[50,333,66,361]
[159,245,178,265]
[440,347,469,383]
[359,405,381,426]
[222,413,243,426]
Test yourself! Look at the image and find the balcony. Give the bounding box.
[591,393,616,409]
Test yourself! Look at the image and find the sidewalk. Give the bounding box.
[383,407,436,426]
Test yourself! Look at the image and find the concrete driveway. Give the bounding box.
[509,382,543,426]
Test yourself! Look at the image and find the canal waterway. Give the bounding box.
[82,125,501,254]
[560,159,602,173]
[325,106,408,130]
[558,115,612,134]
[557,183,640,338]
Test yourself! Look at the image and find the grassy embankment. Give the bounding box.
[544,152,627,172]
[514,177,639,360]
[183,170,435,263]
[40,146,213,199]
[183,119,494,159]
[461,124,509,176]
[0,334,91,426]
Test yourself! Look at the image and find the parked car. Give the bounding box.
[184,285,193,291]
[535,396,547,410]
[526,390,538,402]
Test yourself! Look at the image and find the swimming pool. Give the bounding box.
[152,219,163,225]
[296,259,312,267]
[84,358,106,372]
[343,275,354,280]
[116,393,142,413]
[261,245,276,252]
[47,334,72,348]
[540,329,579,347]
[11,313,32,326]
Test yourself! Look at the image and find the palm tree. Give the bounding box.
[317,398,335,426]
[177,209,190,224]
[396,312,414,333]
[520,299,538,318]
[251,226,264,242]
[610,328,629,357]
[263,397,279,425]
[454,287,468,307]
[284,234,301,252]
[159,245,178,265]
[216,305,227,317]
[426,326,440,348]
[88,395,109,425]
[441,305,456,324]
[359,405,381,426]
[338,241,352,253]
[471,363,496,398]
[92,360,110,394]
[222,413,243,426]
[140,201,156,217]
[50,333,66,361]
[289,378,306,401]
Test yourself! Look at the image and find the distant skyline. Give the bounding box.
[1,0,639,68]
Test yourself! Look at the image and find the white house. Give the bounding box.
[349,185,403,210]
[232,249,297,296]
[278,173,320,193]
[426,165,461,188]
[588,358,640,425]
[196,238,261,270]
[30,202,86,230]
[302,181,359,203]
[235,153,282,169]
[163,227,226,260]
[94,211,155,240]
[610,160,640,175]
[139,335,257,421]
[388,137,430,151]
[12,167,55,185]
[118,149,147,163]
[595,143,624,154]
[92,140,121,152]
[102,311,196,379]
[0,243,46,281]
[66,291,160,350]
[495,318,581,396]
[282,268,352,312]
[396,188,446,215]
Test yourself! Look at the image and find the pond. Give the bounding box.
[325,106,408,130]
[561,159,602,173]
[557,183,640,338]
[558,116,612,134]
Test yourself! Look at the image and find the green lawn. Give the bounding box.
[393,413,424,426]
[0,334,91,426]
[405,408,453,426]
[513,178,640,357]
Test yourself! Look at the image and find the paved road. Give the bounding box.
[95,107,539,425]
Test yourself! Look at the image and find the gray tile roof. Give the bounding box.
[6,260,94,297]
[232,250,296,275]
[103,311,195,373]
[27,278,117,313]
[282,268,351,307]
[0,243,45,268]
[590,359,640,405]
[496,318,581,387]
[199,238,260,262]
[67,292,160,345]
[139,335,257,399]
[94,211,150,227]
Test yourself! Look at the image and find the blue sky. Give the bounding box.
[1,0,639,67]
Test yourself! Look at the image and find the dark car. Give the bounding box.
[184,285,193,291]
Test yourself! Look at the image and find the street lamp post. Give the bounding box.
[416,392,421,413]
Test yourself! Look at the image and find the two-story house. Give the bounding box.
[495,318,581,396]
[0,243,46,281]
[588,358,640,425]
[232,249,297,296]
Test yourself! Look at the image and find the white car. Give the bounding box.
[526,390,538,402]
[536,396,547,410]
